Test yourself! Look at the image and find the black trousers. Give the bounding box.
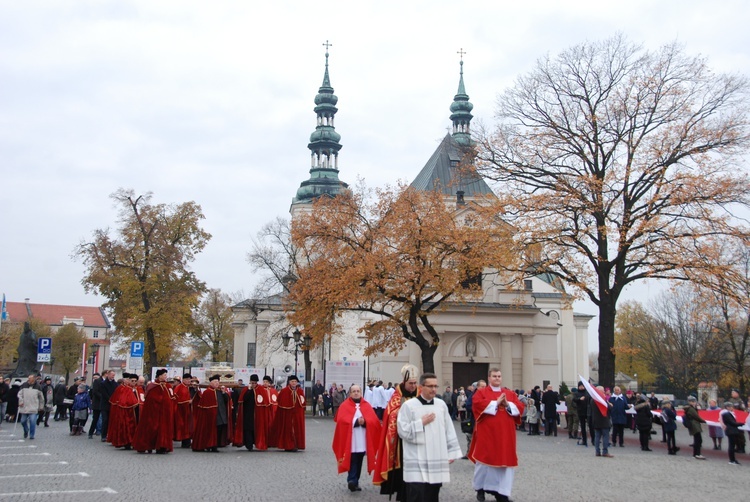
[100,408,111,438]
[88,409,101,437]
[578,416,588,444]
[545,416,557,436]
[612,423,625,445]
[638,428,650,449]
[406,482,441,502]
[727,434,737,463]
[665,430,676,452]
[692,432,702,456]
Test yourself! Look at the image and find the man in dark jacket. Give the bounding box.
[541,385,560,436]
[88,373,102,438]
[53,377,68,421]
[37,377,54,427]
[312,380,325,416]
[99,370,119,442]
[576,382,590,446]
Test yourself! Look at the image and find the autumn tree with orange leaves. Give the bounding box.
[288,183,520,373]
[474,34,750,388]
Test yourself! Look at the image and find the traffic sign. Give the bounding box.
[130,341,145,357]
[37,337,52,362]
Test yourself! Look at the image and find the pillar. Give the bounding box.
[522,334,535,391]
[500,334,513,390]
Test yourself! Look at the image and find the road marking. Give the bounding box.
[2,461,68,466]
[0,446,36,449]
[0,487,117,497]
[0,440,25,443]
[0,453,50,457]
[0,472,89,480]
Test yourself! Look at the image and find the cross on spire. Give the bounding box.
[457,48,466,62]
[323,40,333,53]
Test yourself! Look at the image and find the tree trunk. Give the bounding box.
[420,344,437,374]
[597,299,617,388]
[146,326,158,377]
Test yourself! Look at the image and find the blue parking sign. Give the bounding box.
[130,341,145,357]
[37,337,52,354]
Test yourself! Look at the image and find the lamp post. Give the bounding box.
[282,329,312,379]
[91,343,100,375]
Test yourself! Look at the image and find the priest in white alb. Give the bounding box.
[397,372,462,502]
[468,368,524,502]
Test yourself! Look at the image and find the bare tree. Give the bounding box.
[474,34,750,387]
[190,289,236,363]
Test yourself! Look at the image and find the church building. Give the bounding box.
[232,47,592,391]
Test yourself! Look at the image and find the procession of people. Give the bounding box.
[16,363,750,502]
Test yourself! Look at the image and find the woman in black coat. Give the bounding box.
[634,397,653,451]
[5,382,21,422]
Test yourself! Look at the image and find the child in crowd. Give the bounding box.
[70,384,91,436]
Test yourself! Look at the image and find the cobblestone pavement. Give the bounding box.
[0,416,746,501]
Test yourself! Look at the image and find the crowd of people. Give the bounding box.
[3,367,749,502]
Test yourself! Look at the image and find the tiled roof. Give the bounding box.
[410,134,495,197]
[5,301,110,328]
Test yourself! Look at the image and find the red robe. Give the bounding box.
[254,385,274,450]
[134,385,146,423]
[332,397,381,475]
[271,385,305,450]
[372,384,420,490]
[132,382,176,453]
[468,386,525,467]
[268,386,279,421]
[173,382,193,441]
[191,387,233,451]
[107,385,138,448]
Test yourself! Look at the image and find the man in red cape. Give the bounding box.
[173,373,194,449]
[271,375,305,451]
[232,374,259,450]
[107,373,139,450]
[192,374,233,452]
[332,384,381,492]
[372,364,420,501]
[253,375,275,449]
[132,369,176,454]
[468,368,524,502]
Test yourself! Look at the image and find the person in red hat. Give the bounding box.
[271,375,305,451]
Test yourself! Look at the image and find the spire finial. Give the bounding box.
[457,47,466,73]
[323,40,332,65]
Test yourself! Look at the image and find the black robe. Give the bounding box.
[242,388,257,450]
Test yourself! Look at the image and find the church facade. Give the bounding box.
[232,49,592,391]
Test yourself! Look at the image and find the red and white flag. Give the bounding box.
[578,374,609,416]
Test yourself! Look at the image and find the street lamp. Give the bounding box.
[91,343,100,375]
[282,329,312,378]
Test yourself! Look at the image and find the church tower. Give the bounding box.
[291,41,349,215]
[410,51,493,201]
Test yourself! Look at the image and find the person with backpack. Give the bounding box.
[682,396,706,460]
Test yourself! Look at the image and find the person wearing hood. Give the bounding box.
[6,379,22,422]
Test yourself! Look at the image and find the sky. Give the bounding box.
[2,1,749,351]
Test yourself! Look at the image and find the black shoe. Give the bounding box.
[673,447,680,453]
[101,437,107,442]
[477,490,486,502]
[348,482,357,492]
[642,447,652,451]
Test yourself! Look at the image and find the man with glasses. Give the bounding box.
[397,372,462,502]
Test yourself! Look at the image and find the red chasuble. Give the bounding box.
[468,386,525,468]
[107,385,139,448]
[132,382,176,453]
[373,384,420,487]
[191,387,233,451]
[173,382,193,441]
[332,397,382,475]
[271,385,306,450]
[254,386,273,450]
